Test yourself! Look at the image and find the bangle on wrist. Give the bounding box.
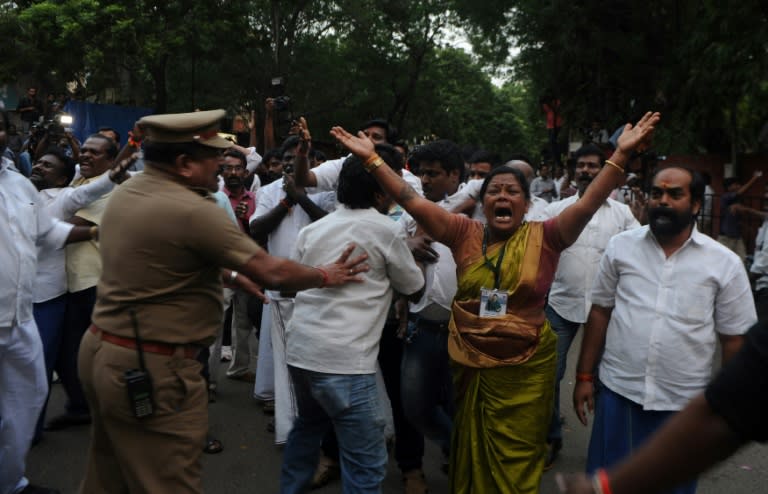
[363,154,385,173]
[89,226,98,240]
[593,469,612,494]
[316,267,329,288]
[280,198,293,210]
[604,159,625,174]
[229,270,238,284]
[576,373,594,382]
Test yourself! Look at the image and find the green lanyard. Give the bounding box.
[482,225,508,290]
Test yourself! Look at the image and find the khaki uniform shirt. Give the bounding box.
[91,165,259,345]
[65,173,111,292]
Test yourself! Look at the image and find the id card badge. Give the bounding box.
[479,287,508,317]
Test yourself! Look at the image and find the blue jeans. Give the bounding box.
[400,316,453,456]
[281,367,387,494]
[545,304,581,442]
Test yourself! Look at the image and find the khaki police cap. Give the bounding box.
[138,109,233,149]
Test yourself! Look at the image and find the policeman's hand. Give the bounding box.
[230,273,270,304]
[573,381,595,426]
[317,243,369,287]
[555,473,596,494]
[407,234,439,263]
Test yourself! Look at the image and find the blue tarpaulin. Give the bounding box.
[64,100,154,146]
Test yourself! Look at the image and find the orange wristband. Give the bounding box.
[576,373,594,383]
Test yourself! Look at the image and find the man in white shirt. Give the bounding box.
[0,151,95,494]
[250,135,336,444]
[542,144,640,466]
[281,151,424,493]
[47,134,118,431]
[29,148,126,440]
[573,166,757,494]
[293,120,430,491]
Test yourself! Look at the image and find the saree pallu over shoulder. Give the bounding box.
[448,222,545,368]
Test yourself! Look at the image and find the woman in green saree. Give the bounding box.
[330,112,660,493]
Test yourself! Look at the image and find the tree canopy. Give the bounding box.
[2,0,765,163]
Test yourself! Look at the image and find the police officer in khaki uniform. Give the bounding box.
[77,110,367,494]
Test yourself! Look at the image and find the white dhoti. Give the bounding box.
[253,305,274,401]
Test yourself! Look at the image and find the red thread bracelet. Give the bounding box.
[596,469,613,494]
[576,373,595,383]
[280,199,293,210]
[316,267,329,288]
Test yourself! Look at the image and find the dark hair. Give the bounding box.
[337,144,402,209]
[653,166,705,207]
[410,139,464,180]
[42,146,77,183]
[479,165,531,202]
[360,118,395,143]
[468,150,502,169]
[280,136,300,158]
[394,140,409,156]
[723,177,740,189]
[98,126,121,145]
[85,133,119,159]
[143,140,220,165]
[222,148,247,168]
[573,143,605,163]
[312,149,327,162]
[262,148,282,163]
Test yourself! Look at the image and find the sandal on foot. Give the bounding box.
[203,437,223,454]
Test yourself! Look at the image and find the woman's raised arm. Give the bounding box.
[330,126,454,241]
[556,112,660,247]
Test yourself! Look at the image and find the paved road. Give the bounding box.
[28,333,767,493]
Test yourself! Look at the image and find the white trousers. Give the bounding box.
[0,319,47,494]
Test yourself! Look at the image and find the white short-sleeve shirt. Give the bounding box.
[543,195,639,323]
[592,225,757,410]
[287,206,424,374]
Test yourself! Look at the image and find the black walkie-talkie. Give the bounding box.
[124,308,155,419]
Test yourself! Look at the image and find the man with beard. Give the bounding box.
[218,148,259,381]
[572,166,756,494]
[540,144,639,467]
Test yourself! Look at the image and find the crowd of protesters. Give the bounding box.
[1,90,767,494]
